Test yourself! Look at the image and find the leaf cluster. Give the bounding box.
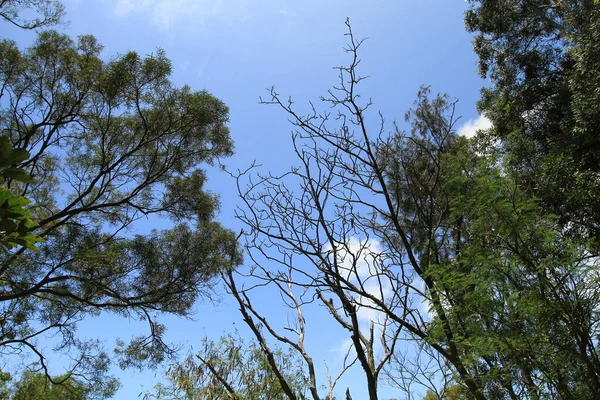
[0,136,43,251]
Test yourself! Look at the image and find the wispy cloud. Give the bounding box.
[331,336,354,358]
[457,114,492,138]
[196,57,210,78]
[111,0,211,28]
[109,0,275,29]
[179,60,190,73]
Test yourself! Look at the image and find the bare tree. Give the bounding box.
[225,20,474,400]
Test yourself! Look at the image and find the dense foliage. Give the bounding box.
[0,136,43,252]
[466,0,600,241]
[11,372,96,400]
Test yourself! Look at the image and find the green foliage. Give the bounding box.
[0,27,239,390]
[423,385,469,400]
[378,94,597,398]
[465,0,600,240]
[460,3,600,395]
[0,0,65,30]
[10,371,115,400]
[0,370,11,399]
[0,137,32,183]
[146,333,310,400]
[0,136,44,252]
[375,87,600,398]
[382,112,594,398]
[0,187,42,251]
[436,139,598,398]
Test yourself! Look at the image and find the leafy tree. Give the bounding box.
[462,3,600,396]
[423,385,468,400]
[465,0,600,241]
[431,139,600,398]
[11,371,106,400]
[0,27,240,389]
[0,0,65,30]
[146,332,311,400]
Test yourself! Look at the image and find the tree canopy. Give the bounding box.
[0,19,240,394]
[465,0,600,241]
[10,371,100,400]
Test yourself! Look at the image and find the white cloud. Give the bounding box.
[457,114,492,138]
[324,237,392,325]
[417,279,433,320]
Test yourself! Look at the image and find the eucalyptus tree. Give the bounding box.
[0,28,240,389]
[145,333,312,400]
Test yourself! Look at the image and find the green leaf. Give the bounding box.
[2,149,30,166]
[0,136,29,167]
[2,167,35,183]
[0,136,12,161]
[0,219,17,233]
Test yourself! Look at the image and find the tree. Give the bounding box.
[463,3,600,395]
[0,0,55,254]
[0,370,11,399]
[0,28,240,389]
[465,0,600,241]
[145,332,313,400]
[422,385,468,400]
[224,23,478,399]
[0,0,65,30]
[11,371,106,400]
[180,21,599,399]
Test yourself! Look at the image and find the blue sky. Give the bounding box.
[3,0,489,398]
